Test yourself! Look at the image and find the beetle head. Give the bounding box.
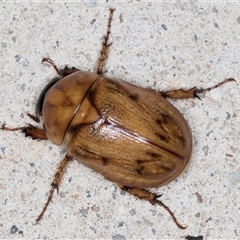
[36,77,62,116]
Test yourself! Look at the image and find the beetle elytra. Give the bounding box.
[1,8,235,229]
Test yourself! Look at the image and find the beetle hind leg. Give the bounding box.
[161,77,235,99]
[97,8,115,75]
[36,154,73,222]
[118,185,186,229]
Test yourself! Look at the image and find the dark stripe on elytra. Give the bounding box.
[155,133,169,143]
[136,159,156,164]
[145,151,162,158]
[137,159,173,171]
[105,123,185,160]
[101,157,108,165]
[129,94,139,101]
[136,166,144,175]
[156,116,185,143]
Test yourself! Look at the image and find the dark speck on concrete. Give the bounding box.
[129,209,136,216]
[226,112,231,120]
[29,163,35,167]
[202,145,209,156]
[237,15,240,24]
[10,225,18,234]
[79,206,89,218]
[90,226,97,234]
[60,149,66,155]
[213,22,219,28]
[1,147,6,154]
[90,19,96,25]
[21,83,26,91]
[118,221,124,227]
[195,192,203,203]
[161,24,167,30]
[152,228,156,235]
[212,6,218,13]
[112,234,126,240]
[15,55,21,62]
[86,189,91,198]
[195,212,200,218]
[112,186,117,199]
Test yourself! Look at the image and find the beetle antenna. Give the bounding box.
[42,57,81,77]
[42,58,62,76]
[97,8,115,75]
[36,154,73,223]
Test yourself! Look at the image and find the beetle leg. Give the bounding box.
[161,78,235,99]
[22,124,48,140]
[1,124,47,140]
[36,154,73,222]
[27,113,40,123]
[97,8,115,75]
[42,57,80,77]
[118,185,186,230]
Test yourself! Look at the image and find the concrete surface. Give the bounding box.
[0,2,239,239]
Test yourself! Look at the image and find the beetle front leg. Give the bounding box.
[161,78,235,99]
[1,124,47,140]
[36,154,73,222]
[118,185,186,230]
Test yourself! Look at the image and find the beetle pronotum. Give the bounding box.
[1,8,235,229]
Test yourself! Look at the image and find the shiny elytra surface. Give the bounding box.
[43,71,192,188]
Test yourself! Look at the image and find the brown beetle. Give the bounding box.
[1,9,235,229]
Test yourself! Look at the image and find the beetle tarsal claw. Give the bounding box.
[36,184,56,223]
[51,183,59,194]
[154,196,187,230]
[155,193,163,199]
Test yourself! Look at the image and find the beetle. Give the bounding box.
[1,8,235,229]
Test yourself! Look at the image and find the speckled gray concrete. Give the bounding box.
[0,2,239,239]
